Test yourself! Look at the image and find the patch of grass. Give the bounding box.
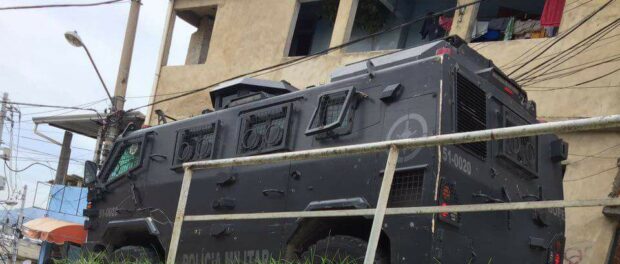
[52,252,151,264]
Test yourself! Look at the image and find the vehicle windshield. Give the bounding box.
[107,142,142,183]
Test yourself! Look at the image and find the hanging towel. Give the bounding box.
[540,0,566,27]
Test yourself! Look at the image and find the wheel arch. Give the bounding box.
[285,198,391,261]
[101,217,166,261]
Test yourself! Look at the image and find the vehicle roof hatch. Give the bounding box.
[209,78,298,110]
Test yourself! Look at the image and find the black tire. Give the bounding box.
[301,235,388,264]
[111,245,160,263]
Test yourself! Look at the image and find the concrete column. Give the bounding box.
[329,0,359,51]
[186,16,216,65]
[146,0,176,125]
[55,131,73,185]
[450,0,480,42]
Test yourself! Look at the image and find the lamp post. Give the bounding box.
[64,0,141,166]
[64,31,115,107]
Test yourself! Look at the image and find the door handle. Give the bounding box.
[262,189,285,197]
[216,175,237,187]
[212,197,236,210]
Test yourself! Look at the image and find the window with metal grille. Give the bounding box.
[305,87,357,137]
[388,169,424,207]
[456,73,487,159]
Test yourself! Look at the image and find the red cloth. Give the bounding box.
[540,0,566,27]
[439,16,453,32]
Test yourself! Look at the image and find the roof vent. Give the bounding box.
[209,78,297,110]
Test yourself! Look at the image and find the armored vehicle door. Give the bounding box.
[85,133,153,246]
[177,104,292,263]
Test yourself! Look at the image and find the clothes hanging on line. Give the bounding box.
[541,0,566,27]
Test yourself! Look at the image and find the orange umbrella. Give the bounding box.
[23,217,86,245]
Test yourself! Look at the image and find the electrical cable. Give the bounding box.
[564,0,596,13]
[125,0,487,112]
[520,54,620,86]
[526,84,620,92]
[0,0,126,11]
[500,0,614,72]
[500,31,620,71]
[0,101,99,113]
[516,18,620,83]
[571,64,620,86]
[507,0,614,78]
[20,98,107,117]
[19,135,94,151]
[3,160,56,173]
[564,165,618,182]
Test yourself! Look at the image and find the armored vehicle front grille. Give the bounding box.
[456,73,487,159]
[388,169,424,207]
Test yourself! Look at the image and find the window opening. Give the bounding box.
[288,0,340,56]
[347,0,456,52]
[107,142,142,183]
[169,6,218,65]
[472,0,561,42]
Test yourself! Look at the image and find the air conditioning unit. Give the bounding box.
[0,147,10,161]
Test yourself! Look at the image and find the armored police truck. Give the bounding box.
[82,36,568,264]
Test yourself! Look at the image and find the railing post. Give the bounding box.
[167,167,194,263]
[364,145,399,264]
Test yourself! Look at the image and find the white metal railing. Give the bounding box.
[167,114,620,264]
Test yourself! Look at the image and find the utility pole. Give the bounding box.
[55,131,73,184]
[0,93,8,146]
[11,185,26,264]
[99,0,141,165]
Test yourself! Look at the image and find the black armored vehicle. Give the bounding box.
[83,37,568,264]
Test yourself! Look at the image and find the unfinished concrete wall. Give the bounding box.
[149,1,620,262]
[185,15,215,64]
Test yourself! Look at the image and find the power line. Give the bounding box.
[564,165,618,182]
[126,0,487,112]
[499,31,620,71]
[0,0,125,11]
[499,0,614,71]
[526,84,620,92]
[520,53,620,86]
[20,98,107,117]
[507,0,614,78]
[516,19,620,84]
[0,101,99,113]
[19,135,94,151]
[3,160,56,173]
[572,65,620,86]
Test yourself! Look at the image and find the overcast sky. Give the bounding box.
[0,0,195,212]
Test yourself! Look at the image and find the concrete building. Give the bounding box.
[146,0,620,262]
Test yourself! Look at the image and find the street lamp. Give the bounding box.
[64,30,115,109]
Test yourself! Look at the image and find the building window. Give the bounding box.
[288,0,340,57]
[176,6,218,64]
[472,0,563,42]
[347,0,456,53]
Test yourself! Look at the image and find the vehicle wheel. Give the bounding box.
[112,245,160,263]
[301,235,388,264]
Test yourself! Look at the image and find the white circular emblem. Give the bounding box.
[386,113,428,161]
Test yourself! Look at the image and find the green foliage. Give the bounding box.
[52,252,152,264]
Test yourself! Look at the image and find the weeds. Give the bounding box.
[52,252,151,264]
